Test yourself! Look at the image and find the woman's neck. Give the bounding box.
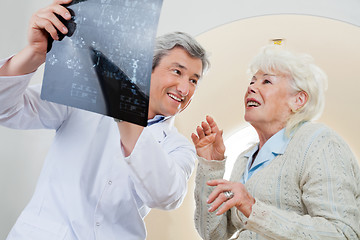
[255,124,285,149]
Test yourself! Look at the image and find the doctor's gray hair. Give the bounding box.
[152,32,210,78]
[248,45,328,134]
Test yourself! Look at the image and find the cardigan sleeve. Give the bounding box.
[194,156,244,240]
[242,127,360,239]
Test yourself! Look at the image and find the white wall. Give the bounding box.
[1,1,360,239]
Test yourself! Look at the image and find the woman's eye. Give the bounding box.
[264,79,271,84]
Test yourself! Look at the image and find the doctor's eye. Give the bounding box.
[172,69,181,75]
[190,79,198,85]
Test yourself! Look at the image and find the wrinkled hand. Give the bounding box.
[207,179,255,218]
[28,0,72,55]
[191,115,225,160]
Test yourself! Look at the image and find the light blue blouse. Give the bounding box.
[241,128,290,184]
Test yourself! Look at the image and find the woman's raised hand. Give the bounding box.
[191,115,225,160]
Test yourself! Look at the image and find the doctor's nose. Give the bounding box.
[177,79,190,97]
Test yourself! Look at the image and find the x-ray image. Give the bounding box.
[41,0,163,126]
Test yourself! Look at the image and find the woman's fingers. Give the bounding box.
[196,125,206,139]
[199,115,221,137]
[206,179,229,203]
[206,115,221,133]
[201,121,211,136]
[193,115,221,140]
[206,180,256,217]
[207,181,236,214]
[191,116,226,160]
[191,133,199,145]
[208,191,233,212]
[207,179,227,186]
[214,198,237,215]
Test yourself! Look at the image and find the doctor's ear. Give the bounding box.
[290,91,308,113]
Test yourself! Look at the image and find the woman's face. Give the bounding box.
[244,70,296,131]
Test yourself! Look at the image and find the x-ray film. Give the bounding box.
[40,0,163,126]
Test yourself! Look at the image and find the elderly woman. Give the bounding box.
[191,45,360,239]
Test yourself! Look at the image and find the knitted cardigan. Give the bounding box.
[194,122,360,240]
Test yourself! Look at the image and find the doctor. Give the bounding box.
[0,0,209,239]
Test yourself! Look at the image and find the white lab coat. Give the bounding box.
[0,58,196,240]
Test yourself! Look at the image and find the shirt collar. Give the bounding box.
[266,128,290,156]
[147,115,170,126]
[244,128,290,168]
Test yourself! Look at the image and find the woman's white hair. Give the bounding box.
[248,45,328,134]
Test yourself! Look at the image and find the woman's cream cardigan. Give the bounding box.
[194,122,360,239]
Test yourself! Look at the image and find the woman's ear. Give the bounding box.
[291,91,308,113]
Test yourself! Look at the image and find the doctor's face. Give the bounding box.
[148,47,202,119]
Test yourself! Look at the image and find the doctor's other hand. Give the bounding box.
[191,115,225,161]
